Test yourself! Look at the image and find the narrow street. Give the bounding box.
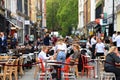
[0,0,120,80]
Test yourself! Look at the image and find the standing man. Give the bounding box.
[10,35,17,49]
[29,34,34,45]
[0,32,7,53]
[112,31,117,46]
[115,32,120,51]
[43,33,51,46]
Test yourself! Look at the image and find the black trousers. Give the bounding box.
[96,53,104,57]
[53,65,61,80]
[1,46,7,53]
[105,66,120,80]
[113,42,116,46]
[117,47,120,51]
[92,44,96,59]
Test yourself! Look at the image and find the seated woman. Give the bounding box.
[69,43,81,77]
[38,46,53,66]
[104,46,120,80]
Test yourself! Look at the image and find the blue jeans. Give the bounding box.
[56,51,66,64]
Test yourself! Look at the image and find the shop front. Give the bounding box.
[0,14,10,35]
[86,21,98,36]
[9,20,21,36]
[106,15,114,37]
[17,19,24,44]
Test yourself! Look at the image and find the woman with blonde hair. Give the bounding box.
[107,46,117,53]
[38,46,53,65]
[104,46,120,80]
[70,44,80,61]
[69,43,81,78]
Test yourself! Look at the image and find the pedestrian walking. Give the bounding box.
[91,35,97,59]
[43,33,51,46]
[29,34,34,45]
[10,35,17,49]
[86,37,92,53]
[0,32,7,53]
[25,34,29,44]
[112,31,117,46]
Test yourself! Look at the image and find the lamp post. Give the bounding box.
[112,0,114,29]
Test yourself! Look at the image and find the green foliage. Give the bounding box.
[46,0,78,36]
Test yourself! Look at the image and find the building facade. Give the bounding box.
[83,0,88,37]
[116,0,120,31]
[83,0,96,37]
[42,0,46,28]
[0,0,9,34]
[0,0,42,44]
[78,0,84,35]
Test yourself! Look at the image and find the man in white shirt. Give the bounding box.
[112,31,117,46]
[115,32,120,51]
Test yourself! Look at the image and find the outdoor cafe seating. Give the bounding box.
[0,52,33,80]
[0,58,15,80]
[81,54,95,78]
[35,57,77,80]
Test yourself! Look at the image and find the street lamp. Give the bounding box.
[112,0,114,29]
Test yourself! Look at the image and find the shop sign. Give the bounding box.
[100,19,107,26]
[107,15,113,24]
[25,20,30,25]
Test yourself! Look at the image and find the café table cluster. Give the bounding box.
[0,43,120,80]
[0,44,39,80]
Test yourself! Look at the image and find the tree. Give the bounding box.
[46,0,60,30]
[46,0,78,36]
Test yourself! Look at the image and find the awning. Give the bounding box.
[9,20,21,30]
[86,21,98,28]
[11,27,17,30]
